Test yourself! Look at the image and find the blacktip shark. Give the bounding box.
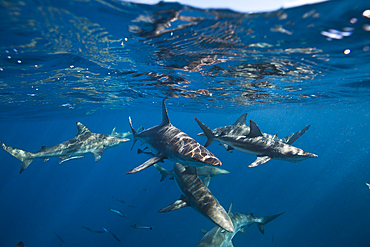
[197,113,311,151]
[197,202,283,247]
[158,162,234,233]
[153,163,230,187]
[1,122,130,173]
[195,117,317,167]
[126,99,222,174]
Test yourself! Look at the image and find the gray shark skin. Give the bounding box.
[195,117,317,167]
[126,99,221,174]
[197,113,311,148]
[158,163,234,233]
[1,122,130,173]
[197,203,283,247]
[153,163,229,186]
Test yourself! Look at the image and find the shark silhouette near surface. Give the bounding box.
[126,99,222,174]
[197,203,283,247]
[158,162,234,233]
[197,113,311,147]
[1,122,130,173]
[195,117,317,167]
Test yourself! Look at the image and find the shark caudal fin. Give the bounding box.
[194,117,215,147]
[255,212,284,235]
[153,164,173,182]
[1,142,34,174]
[128,117,138,150]
[282,125,310,145]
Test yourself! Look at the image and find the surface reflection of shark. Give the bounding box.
[197,203,283,247]
[159,163,234,233]
[126,99,222,174]
[195,117,317,167]
[1,122,130,173]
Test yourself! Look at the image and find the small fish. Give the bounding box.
[81,225,94,232]
[366,182,370,189]
[130,224,153,230]
[54,232,66,244]
[137,187,148,192]
[112,196,126,204]
[103,228,109,233]
[109,230,121,242]
[93,230,106,234]
[108,207,128,218]
[127,204,137,208]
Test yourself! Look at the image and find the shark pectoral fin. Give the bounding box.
[59,155,84,164]
[202,175,211,187]
[158,195,189,213]
[93,148,104,162]
[126,154,166,174]
[249,156,271,167]
[200,229,208,235]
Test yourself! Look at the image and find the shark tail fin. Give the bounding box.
[282,125,310,145]
[128,117,138,150]
[1,142,34,174]
[153,164,172,182]
[111,127,118,136]
[193,117,214,147]
[256,212,284,235]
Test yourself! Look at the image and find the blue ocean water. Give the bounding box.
[1,0,370,246]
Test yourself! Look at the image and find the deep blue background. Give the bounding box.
[1,102,370,246]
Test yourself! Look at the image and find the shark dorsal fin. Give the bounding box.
[248,120,263,138]
[161,99,170,126]
[200,229,208,235]
[39,146,48,152]
[232,113,248,126]
[227,202,233,215]
[76,122,91,135]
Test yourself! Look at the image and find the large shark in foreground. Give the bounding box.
[158,162,234,233]
[195,117,317,167]
[197,113,311,148]
[1,122,130,173]
[197,203,283,247]
[126,99,221,174]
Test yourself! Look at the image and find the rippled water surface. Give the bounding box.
[1,0,370,247]
[1,0,370,118]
